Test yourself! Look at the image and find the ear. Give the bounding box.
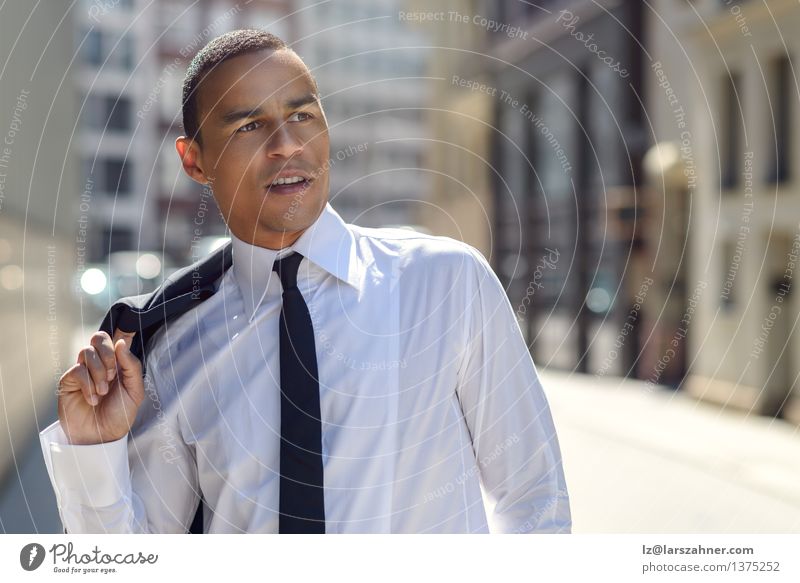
[175,136,210,185]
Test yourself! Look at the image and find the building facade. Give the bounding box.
[0,2,78,485]
[647,0,800,421]
[294,0,432,228]
[484,0,650,374]
[413,0,495,256]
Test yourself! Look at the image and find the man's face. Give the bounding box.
[179,49,330,249]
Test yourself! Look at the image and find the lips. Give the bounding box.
[265,169,313,195]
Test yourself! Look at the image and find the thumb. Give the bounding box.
[114,338,144,398]
[112,328,136,350]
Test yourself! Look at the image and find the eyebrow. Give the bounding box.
[218,93,320,126]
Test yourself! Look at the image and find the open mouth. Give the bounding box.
[266,176,313,195]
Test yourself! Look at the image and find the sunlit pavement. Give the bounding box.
[0,396,61,533]
[541,369,800,533]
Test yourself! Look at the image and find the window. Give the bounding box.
[720,72,742,190]
[83,29,103,66]
[103,158,131,194]
[81,28,134,70]
[116,35,134,71]
[766,54,792,184]
[83,157,133,196]
[107,96,131,131]
[535,74,574,198]
[82,94,132,132]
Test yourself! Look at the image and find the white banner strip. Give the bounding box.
[1,534,798,582]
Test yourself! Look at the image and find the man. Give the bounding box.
[39,30,571,533]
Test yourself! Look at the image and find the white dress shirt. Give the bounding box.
[39,203,571,533]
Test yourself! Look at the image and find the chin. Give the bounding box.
[260,211,313,235]
[285,198,325,223]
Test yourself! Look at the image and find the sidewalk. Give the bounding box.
[0,397,61,533]
[541,369,800,533]
[0,325,95,533]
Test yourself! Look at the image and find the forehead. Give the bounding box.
[197,49,315,117]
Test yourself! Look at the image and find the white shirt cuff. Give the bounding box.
[39,420,131,509]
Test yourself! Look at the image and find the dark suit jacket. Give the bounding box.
[93,241,233,533]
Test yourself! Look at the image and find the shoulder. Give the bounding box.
[349,224,492,276]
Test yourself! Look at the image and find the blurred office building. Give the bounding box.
[294,0,432,228]
[424,1,651,375]
[412,0,495,257]
[646,0,800,422]
[0,2,78,494]
[75,0,159,261]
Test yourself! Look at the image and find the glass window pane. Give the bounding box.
[83,29,103,66]
[107,96,131,131]
[103,158,131,195]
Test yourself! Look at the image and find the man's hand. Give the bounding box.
[57,330,145,445]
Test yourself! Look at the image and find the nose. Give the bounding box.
[265,122,303,158]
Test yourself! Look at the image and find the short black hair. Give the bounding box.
[182,29,309,145]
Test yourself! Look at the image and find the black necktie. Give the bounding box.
[272,252,326,533]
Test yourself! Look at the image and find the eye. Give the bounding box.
[289,111,312,122]
[236,120,261,133]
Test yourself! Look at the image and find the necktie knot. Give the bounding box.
[273,251,304,291]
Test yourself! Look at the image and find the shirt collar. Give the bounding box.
[231,202,363,321]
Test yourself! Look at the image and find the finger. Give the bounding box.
[90,331,117,382]
[58,363,89,395]
[114,339,144,402]
[80,345,109,397]
[68,361,99,407]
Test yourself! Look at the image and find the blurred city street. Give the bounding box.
[0,325,95,534]
[542,370,800,533]
[0,398,60,534]
[2,364,798,533]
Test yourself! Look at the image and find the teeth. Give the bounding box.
[271,176,305,186]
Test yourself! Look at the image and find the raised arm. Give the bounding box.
[40,330,199,533]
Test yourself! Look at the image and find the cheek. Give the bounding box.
[304,125,329,156]
[213,136,261,167]
[214,151,264,191]
[317,133,330,151]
